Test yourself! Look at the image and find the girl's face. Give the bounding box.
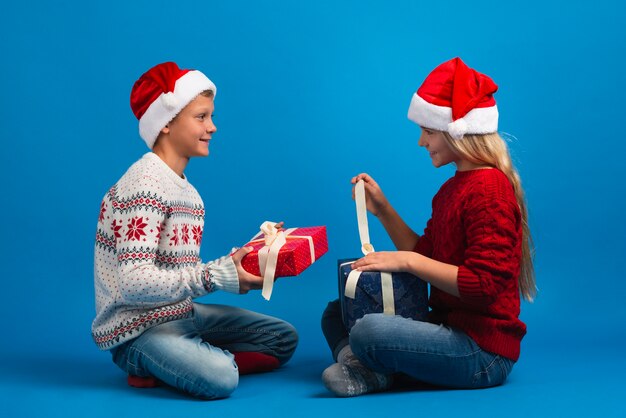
[418,128,459,168]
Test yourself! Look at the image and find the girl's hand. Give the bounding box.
[231,246,264,294]
[351,251,415,273]
[351,173,390,217]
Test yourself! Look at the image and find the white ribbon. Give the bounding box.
[260,221,281,246]
[341,264,395,315]
[380,272,395,315]
[248,222,316,300]
[341,261,361,299]
[344,180,395,315]
[355,180,374,255]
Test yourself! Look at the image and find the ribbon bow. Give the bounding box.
[260,221,282,246]
[247,221,316,301]
[253,221,287,300]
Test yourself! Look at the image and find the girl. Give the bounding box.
[321,57,536,397]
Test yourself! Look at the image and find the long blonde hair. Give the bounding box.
[442,131,537,302]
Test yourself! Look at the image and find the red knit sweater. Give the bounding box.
[414,168,526,361]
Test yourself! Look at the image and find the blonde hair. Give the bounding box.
[442,131,537,302]
[199,89,215,99]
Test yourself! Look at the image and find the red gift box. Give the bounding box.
[241,225,328,278]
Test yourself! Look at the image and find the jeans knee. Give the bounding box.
[322,300,341,318]
[212,367,239,399]
[278,322,299,363]
[194,357,239,399]
[349,314,391,364]
[320,299,338,326]
[350,314,381,346]
[283,321,299,343]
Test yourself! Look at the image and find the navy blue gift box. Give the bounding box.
[338,258,429,330]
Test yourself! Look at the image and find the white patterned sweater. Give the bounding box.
[92,152,240,350]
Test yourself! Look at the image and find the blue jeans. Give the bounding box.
[111,303,298,399]
[321,300,514,389]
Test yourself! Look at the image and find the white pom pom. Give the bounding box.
[161,92,178,110]
[447,118,468,139]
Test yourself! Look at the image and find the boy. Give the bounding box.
[92,62,298,399]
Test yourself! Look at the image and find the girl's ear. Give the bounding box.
[161,124,170,135]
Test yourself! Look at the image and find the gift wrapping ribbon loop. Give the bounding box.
[248,222,316,301]
[380,272,395,315]
[344,180,395,315]
[355,180,374,255]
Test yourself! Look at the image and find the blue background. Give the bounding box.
[1,1,625,417]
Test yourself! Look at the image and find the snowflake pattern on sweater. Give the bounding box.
[92,153,240,350]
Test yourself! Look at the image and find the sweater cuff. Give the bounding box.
[457,265,484,300]
[206,255,240,294]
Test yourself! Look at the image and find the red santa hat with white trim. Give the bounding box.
[130,61,216,149]
[407,57,498,139]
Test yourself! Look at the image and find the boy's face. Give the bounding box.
[161,94,216,158]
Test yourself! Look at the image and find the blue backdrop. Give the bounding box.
[1,1,625,417]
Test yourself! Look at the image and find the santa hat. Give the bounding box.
[130,62,216,149]
[407,57,498,139]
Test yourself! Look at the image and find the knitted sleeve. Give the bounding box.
[107,176,239,307]
[414,218,434,257]
[456,194,521,306]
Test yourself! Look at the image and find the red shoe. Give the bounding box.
[127,374,160,388]
[233,352,280,375]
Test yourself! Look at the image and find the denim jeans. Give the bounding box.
[111,303,298,399]
[321,300,514,389]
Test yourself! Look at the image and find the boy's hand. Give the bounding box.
[230,221,285,294]
[351,173,391,217]
[231,246,265,294]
